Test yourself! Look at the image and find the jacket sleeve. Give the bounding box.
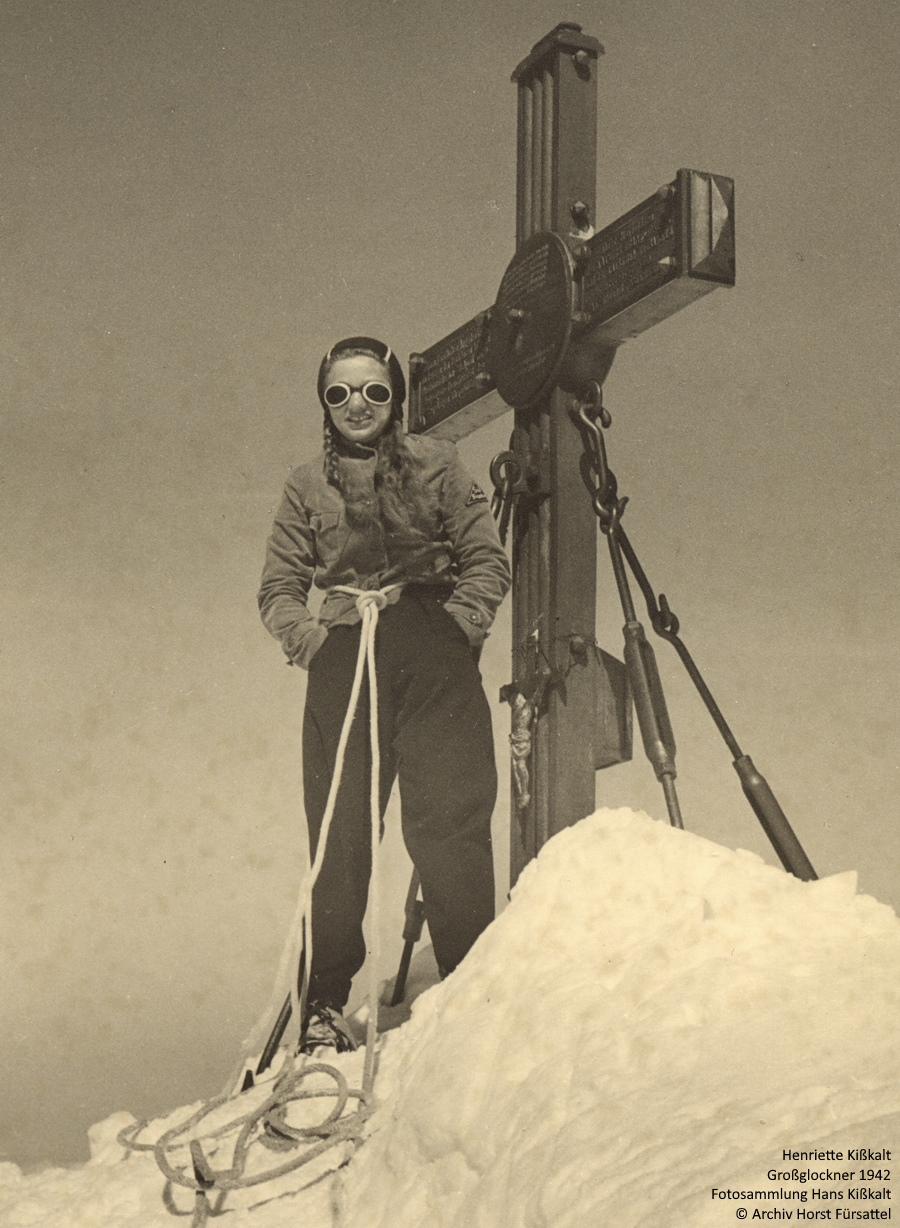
[257,477,328,668]
[440,449,512,648]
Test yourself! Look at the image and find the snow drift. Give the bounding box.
[2,808,898,1227]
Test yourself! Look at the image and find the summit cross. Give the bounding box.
[407,24,735,882]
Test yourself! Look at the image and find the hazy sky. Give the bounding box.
[2,0,899,1167]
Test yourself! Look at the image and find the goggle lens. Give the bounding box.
[324,381,392,409]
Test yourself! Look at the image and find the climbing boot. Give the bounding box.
[299,1003,358,1055]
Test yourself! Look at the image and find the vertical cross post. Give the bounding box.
[409,25,735,885]
[509,25,605,882]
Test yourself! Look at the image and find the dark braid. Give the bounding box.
[322,421,343,493]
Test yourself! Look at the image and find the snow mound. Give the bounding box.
[337,808,900,1227]
[2,808,898,1228]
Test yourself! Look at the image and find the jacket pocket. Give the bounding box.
[293,623,329,669]
[311,510,350,566]
[441,603,485,649]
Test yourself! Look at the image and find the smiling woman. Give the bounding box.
[256,334,511,1054]
[322,354,394,446]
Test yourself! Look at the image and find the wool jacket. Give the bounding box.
[258,433,511,668]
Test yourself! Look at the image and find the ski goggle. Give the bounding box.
[323,380,392,409]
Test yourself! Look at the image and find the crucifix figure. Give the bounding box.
[408,23,742,883]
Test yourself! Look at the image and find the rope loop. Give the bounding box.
[121,1061,373,1226]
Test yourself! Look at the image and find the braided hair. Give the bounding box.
[319,338,439,545]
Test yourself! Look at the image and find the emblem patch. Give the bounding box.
[466,482,489,506]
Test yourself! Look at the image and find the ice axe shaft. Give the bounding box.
[253,928,309,1081]
[390,869,425,1007]
[253,994,293,1082]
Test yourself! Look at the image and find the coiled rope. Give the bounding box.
[120,585,401,1226]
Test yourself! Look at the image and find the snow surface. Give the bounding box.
[3,808,898,1227]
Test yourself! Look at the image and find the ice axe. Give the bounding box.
[389,869,426,1006]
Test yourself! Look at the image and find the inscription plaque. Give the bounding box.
[580,187,679,327]
[565,169,735,364]
[486,231,575,410]
[407,313,507,440]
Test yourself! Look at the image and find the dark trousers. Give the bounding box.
[302,588,497,1010]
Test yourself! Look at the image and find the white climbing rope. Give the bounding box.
[330,583,401,1093]
[122,584,402,1225]
[239,582,402,1083]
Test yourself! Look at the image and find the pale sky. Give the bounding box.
[2,0,899,1166]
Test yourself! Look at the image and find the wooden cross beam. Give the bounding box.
[408,23,735,883]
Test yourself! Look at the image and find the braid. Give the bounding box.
[323,419,342,491]
[319,342,439,543]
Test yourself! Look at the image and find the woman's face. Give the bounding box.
[324,354,394,446]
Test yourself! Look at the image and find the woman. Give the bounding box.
[258,336,511,1051]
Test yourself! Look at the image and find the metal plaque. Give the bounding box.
[407,312,505,440]
[486,231,575,410]
[570,169,735,352]
[579,186,679,331]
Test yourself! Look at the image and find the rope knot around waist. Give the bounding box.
[332,583,404,619]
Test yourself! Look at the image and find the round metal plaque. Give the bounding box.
[485,231,575,410]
